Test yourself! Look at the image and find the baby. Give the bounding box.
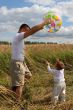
[46,59,66,104]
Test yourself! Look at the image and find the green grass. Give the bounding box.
[0,44,73,110]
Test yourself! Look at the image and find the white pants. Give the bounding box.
[53,81,66,104]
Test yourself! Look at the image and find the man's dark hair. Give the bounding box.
[19,24,30,30]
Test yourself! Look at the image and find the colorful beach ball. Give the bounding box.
[43,11,62,33]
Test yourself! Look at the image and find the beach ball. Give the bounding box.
[43,11,62,33]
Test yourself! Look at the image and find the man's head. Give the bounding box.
[19,24,30,32]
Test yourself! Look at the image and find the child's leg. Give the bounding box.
[53,84,61,104]
[59,82,66,102]
[52,95,58,105]
[59,87,66,102]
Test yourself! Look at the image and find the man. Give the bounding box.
[10,19,51,101]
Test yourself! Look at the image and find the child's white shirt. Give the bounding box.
[47,65,65,82]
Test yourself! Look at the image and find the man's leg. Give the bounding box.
[12,86,23,100]
[16,86,23,100]
[10,61,26,110]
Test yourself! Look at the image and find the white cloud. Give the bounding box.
[0,6,8,15]
[26,0,52,6]
[0,5,51,33]
[0,0,73,43]
[54,1,73,22]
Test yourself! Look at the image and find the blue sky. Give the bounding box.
[0,0,32,8]
[0,0,73,43]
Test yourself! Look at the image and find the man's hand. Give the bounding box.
[43,18,53,25]
[25,72,32,79]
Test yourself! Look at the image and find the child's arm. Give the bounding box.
[46,61,50,66]
[46,61,56,74]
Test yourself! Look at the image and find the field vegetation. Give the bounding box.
[0,44,73,110]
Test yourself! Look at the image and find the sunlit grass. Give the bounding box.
[0,44,73,110]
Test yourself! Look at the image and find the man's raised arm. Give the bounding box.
[24,19,51,38]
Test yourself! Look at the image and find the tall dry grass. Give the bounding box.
[0,44,73,110]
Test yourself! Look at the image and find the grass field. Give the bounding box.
[0,44,73,110]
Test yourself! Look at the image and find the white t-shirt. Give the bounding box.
[11,32,25,61]
[47,66,65,82]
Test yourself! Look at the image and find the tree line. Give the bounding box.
[0,41,57,45]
